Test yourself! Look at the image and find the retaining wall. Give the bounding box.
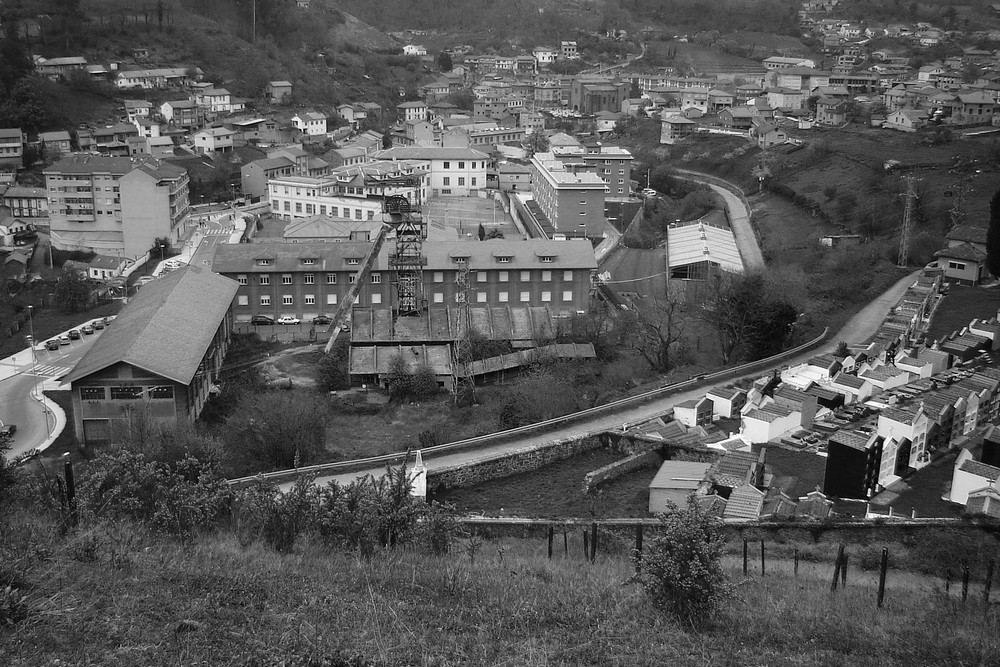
[582,450,662,494]
[427,435,604,491]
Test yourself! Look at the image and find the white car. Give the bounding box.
[276,315,301,325]
[640,188,659,198]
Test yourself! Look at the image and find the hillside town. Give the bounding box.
[4,0,1000,527]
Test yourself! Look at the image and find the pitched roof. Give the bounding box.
[723,484,765,520]
[649,461,712,491]
[833,371,867,389]
[829,429,872,451]
[374,146,489,161]
[64,267,238,386]
[935,242,987,262]
[959,458,1000,481]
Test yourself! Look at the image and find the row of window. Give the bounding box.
[239,289,576,308]
[275,200,376,219]
[236,270,574,286]
[441,176,477,187]
[80,385,174,401]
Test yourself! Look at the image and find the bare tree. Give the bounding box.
[624,283,688,372]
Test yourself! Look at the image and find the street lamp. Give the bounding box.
[26,305,38,400]
[159,243,166,264]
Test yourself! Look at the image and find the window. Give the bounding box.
[580,200,587,205]
[80,387,105,401]
[283,295,293,305]
[433,271,444,283]
[282,274,293,285]
[499,291,509,303]
[111,386,142,400]
[458,177,465,186]
[237,274,247,285]
[541,291,551,302]
[320,205,327,215]
[295,203,302,213]
[444,161,450,169]
[355,209,362,220]
[497,256,510,263]
[443,177,451,186]
[948,261,966,271]
[259,275,270,285]
[302,258,316,265]
[283,201,290,211]
[471,177,477,186]
[326,273,336,284]
[238,295,248,306]
[562,290,573,302]
[442,189,452,195]
[498,271,508,282]
[367,210,375,220]
[371,273,381,284]
[331,207,339,217]
[349,275,356,284]
[433,293,444,303]
[477,271,487,282]
[476,292,487,303]
[327,294,338,305]
[371,293,382,305]
[540,256,554,263]
[347,258,360,265]
[305,294,315,305]
[149,386,174,400]
[257,259,271,266]
[304,273,314,284]
[305,204,313,215]
[260,295,271,306]
[563,270,573,281]
[520,291,530,302]
[520,271,530,281]
[459,161,465,169]
[541,270,552,281]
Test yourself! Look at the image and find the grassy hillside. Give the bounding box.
[3,511,999,666]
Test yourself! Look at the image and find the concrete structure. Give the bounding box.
[579,146,632,196]
[115,67,203,89]
[648,461,712,513]
[0,128,24,169]
[268,81,293,103]
[211,237,597,321]
[193,127,236,154]
[119,159,191,258]
[241,157,295,200]
[1,185,48,218]
[529,152,608,237]
[373,147,488,197]
[570,77,630,114]
[660,115,697,144]
[64,266,238,446]
[292,111,328,136]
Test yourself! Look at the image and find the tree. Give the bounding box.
[701,271,799,364]
[381,129,393,149]
[623,285,688,372]
[316,338,350,391]
[631,497,733,624]
[436,51,453,72]
[0,428,20,506]
[53,267,92,313]
[477,223,485,241]
[223,392,328,474]
[987,188,1000,279]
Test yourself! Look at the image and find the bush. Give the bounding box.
[232,475,320,553]
[632,498,734,623]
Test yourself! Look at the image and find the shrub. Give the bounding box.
[232,475,320,553]
[632,498,734,623]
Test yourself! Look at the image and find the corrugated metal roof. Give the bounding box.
[667,220,743,272]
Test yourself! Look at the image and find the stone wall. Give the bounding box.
[601,431,718,462]
[427,435,604,491]
[583,450,662,494]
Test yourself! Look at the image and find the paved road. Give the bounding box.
[2,329,105,460]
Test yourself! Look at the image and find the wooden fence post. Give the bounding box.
[841,553,848,587]
[794,548,799,577]
[984,559,995,605]
[760,540,766,577]
[946,570,951,595]
[64,461,78,528]
[830,544,845,592]
[962,563,970,603]
[547,525,554,560]
[743,538,749,577]
[590,523,598,564]
[563,528,568,558]
[583,530,589,562]
[877,547,888,609]
[634,524,644,573]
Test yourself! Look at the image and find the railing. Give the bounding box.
[228,327,830,488]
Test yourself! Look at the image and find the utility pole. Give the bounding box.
[948,173,971,231]
[897,176,918,268]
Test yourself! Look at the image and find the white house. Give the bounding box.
[705,386,747,420]
[292,111,328,136]
[373,146,488,196]
[403,44,427,56]
[193,127,235,154]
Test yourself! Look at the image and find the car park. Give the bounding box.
[250,315,275,326]
[277,315,301,325]
[313,315,332,325]
[46,340,60,351]
[59,335,71,345]
[68,329,81,340]
[82,325,94,335]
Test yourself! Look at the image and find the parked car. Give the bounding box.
[312,315,332,325]
[68,329,81,340]
[250,315,275,326]
[82,325,94,335]
[59,335,71,346]
[136,276,155,286]
[45,340,60,351]
[277,315,301,325]
[0,423,15,438]
[92,319,105,330]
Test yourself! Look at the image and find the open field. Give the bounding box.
[2,513,999,666]
[924,284,1000,343]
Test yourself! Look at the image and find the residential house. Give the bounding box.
[160,100,205,129]
[71,254,129,280]
[533,46,559,67]
[64,266,238,446]
[292,111,327,136]
[935,243,987,285]
[36,56,88,80]
[766,88,805,110]
[884,108,929,132]
[115,67,203,89]
[707,89,735,112]
[124,99,153,122]
[660,115,697,144]
[1,186,48,218]
[673,397,713,428]
[956,91,998,123]
[648,461,712,513]
[192,127,236,155]
[118,159,191,257]
[398,100,429,123]
[268,81,293,104]
[705,386,748,420]
[815,98,848,125]
[241,157,295,199]
[561,41,579,59]
[402,44,427,56]
[375,146,488,197]
[966,480,1000,518]
[0,128,24,170]
[719,106,754,131]
[753,122,787,148]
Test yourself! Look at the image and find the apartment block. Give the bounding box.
[529,152,608,237]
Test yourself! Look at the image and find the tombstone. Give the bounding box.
[409,450,427,498]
